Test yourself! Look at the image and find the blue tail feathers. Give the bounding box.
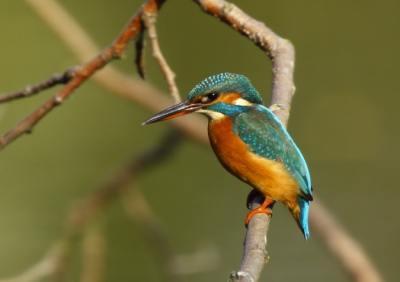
[297,196,311,241]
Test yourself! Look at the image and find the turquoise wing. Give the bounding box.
[233,105,312,197]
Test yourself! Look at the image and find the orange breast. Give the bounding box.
[208,117,300,205]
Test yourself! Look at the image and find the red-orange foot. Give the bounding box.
[245,199,274,227]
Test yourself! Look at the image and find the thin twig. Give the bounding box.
[134,27,147,79]
[142,10,181,103]
[0,69,74,104]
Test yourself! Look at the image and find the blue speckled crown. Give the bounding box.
[188,73,263,105]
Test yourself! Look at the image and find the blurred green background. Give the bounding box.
[0,0,399,281]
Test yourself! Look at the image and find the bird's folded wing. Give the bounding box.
[233,106,312,198]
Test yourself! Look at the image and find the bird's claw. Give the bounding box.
[244,198,274,227]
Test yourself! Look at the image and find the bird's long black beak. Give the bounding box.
[142,100,201,125]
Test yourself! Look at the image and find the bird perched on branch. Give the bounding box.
[142,73,313,240]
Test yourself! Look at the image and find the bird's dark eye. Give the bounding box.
[200,91,220,103]
[207,91,220,101]
[206,91,219,102]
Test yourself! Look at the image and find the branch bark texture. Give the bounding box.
[0,70,73,104]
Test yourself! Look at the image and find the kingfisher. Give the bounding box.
[142,73,313,240]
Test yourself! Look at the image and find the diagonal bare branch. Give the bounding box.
[0,0,167,150]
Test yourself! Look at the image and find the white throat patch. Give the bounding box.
[196,109,225,120]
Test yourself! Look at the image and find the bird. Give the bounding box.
[142,73,313,240]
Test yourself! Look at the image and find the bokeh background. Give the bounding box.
[0,0,399,281]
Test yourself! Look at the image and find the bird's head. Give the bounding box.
[142,73,263,125]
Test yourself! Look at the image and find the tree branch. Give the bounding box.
[0,0,167,150]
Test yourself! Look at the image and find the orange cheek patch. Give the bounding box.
[218,93,242,104]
